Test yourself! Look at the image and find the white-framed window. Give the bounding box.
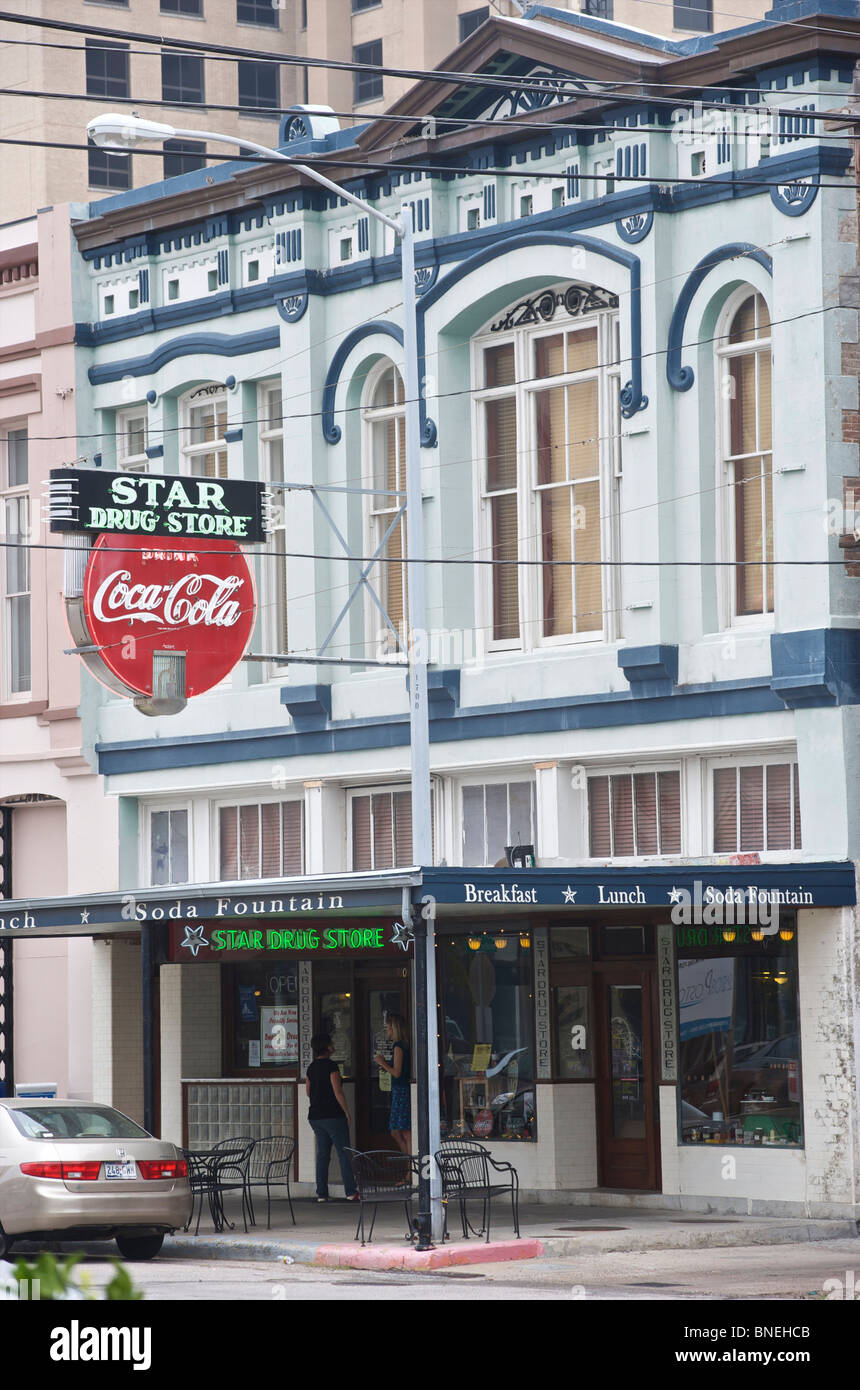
[258,381,287,665]
[462,779,535,867]
[116,407,148,471]
[362,361,406,655]
[711,759,801,853]
[1,425,30,698]
[473,288,621,651]
[349,786,436,870]
[716,288,773,623]
[588,768,682,857]
[149,805,190,885]
[459,197,482,232]
[219,798,304,879]
[180,385,228,478]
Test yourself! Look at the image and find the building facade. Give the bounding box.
[2,3,860,1216]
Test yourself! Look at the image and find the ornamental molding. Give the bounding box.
[489,283,618,334]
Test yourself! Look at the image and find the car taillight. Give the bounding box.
[138,1159,186,1180]
[20,1162,63,1179]
[20,1161,101,1180]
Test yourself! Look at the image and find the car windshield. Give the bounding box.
[8,1106,150,1140]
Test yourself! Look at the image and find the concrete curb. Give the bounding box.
[536,1220,858,1257]
[313,1238,543,1270]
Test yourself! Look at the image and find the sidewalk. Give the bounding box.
[164,1196,858,1271]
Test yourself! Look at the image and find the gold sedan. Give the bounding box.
[0,1099,191,1260]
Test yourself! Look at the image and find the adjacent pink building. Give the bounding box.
[0,206,115,1101]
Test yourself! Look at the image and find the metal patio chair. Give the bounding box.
[435,1144,520,1243]
[345,1149,417,1246]
[244,1136,296,1229]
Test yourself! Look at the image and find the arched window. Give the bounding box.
[363,362,406,650]
[717,291,773,620]
[179,384,228,478]
[474,286,620,649]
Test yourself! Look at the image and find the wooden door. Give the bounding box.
[595,967,660,1190]
[354,964,411,1152]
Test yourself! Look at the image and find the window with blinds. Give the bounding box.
[462,781,535,867]
[219,801,304,879]
[588,771,681,857]
[181,388,228,479]
[475,288,619,648]
[712,763,801,852]
[364,365,407,654]
[351,789,433,870]
[2,426,30,697]
[719,291,773,619]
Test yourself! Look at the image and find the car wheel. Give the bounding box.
[115,1234,164,1261]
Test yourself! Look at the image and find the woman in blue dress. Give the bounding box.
[374,1012,411,1155]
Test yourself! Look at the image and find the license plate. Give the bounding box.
[104,1160,137,1181]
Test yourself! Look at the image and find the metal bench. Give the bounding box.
[345,1149,417,1246]
[435,1143,520,1243]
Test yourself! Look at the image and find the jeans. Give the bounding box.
[310,1117,356,1198]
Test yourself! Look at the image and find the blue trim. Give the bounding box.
[95,673,785,775]
[618,644,678,697]
[87,328,281,384]
[224,428,243,443]
[770,178,818,217]
[322,322,404,444]
[276,291,309,324]
[144,444,164,460]
[145,389,157,405]
[281,684,332,727]
[770,629,860,708]
[616,211,653,244]
[667,243,773,392]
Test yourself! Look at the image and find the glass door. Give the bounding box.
[354,965,411,1152]
[595,968,659,1189]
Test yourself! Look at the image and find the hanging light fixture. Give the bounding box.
[779,925,794,942]
[467,935,481,951]
[519,933,531,949]
[750,926,765,942]
[494,934,508,950]
[722,927,737,943]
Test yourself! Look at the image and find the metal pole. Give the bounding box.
[141,923,155,1135]
[399,203,441,1244]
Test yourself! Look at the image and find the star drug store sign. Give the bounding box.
[48,466,270,706]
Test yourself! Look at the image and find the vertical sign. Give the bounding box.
[657,923,678,1081]
[534,927,551,1079]
[299,960,313,1078]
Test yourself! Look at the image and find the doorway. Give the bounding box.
[353,963,411,1152]
[594,966,660,1190]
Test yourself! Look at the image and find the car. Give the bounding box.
[0,1099,191,1261]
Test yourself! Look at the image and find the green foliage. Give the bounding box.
[10,1249,144,1300]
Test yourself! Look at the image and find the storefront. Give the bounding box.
[1,860,856,1215]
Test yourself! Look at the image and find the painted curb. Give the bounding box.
[313,1239,543,1270]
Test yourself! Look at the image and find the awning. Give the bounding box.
[0,869,421,937]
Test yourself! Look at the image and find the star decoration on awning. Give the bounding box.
[562,886,577,903]
[668,888,684,903]
[390,921,415,952]
[180,924,207,957]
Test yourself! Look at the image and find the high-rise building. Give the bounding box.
[0,0,302,222]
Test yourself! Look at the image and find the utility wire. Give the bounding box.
[1,6,860,120]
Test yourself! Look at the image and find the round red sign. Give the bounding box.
[82,534,256,699]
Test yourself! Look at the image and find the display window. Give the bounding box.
[439,931,536,1142]
[224,964,299,1074]
[676,918,802,1146]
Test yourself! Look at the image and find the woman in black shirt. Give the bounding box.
[305,1032,358,1201]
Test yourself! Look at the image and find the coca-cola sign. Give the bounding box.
[81,534,256,698]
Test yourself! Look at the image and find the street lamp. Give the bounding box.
[87,111,441,1242]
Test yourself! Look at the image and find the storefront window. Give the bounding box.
[439,932,535,1141]
[677,926,802,1146]
[550,926,590,958]
[229,965,298,1072]
[553,984,593,1078]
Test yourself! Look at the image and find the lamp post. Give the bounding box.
[86,113,441,1242]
